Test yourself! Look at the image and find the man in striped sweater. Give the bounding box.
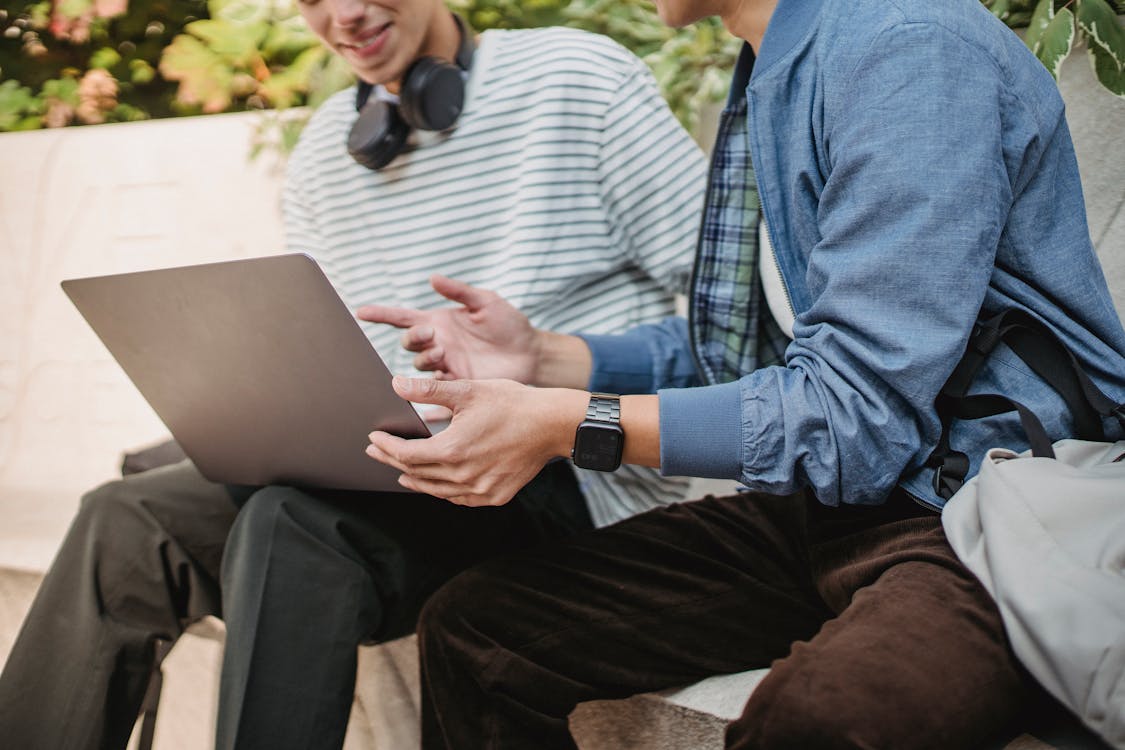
[0,2,705,749]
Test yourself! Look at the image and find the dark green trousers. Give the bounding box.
[0,459,589,750]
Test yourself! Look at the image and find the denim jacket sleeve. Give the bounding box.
[662,22,1022,505]
[580,316,701,394]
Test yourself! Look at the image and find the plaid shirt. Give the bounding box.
[690,90,790,386]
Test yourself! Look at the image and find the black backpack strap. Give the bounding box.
[928,309,1125,500]
[990,309,1124,437]
[930,392,1057,498]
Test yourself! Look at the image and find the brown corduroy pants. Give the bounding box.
[417,488,1035,750]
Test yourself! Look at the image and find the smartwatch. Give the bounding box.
[571,393,624,472]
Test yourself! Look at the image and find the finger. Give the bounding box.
[365,437,409,473]
[430,275,492,311]
[397,475,486,506]
[366,434,451,479]
[392,376,471,409]
[400,325,435,352]
[413,346,445,372]
[357,304,423,328]
[397,473,462,498]
[395,474,466,503]
[419,405,453,423]
[368,429,451,467]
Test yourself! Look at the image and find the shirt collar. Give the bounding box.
[726,0,826,105]
[726,42,756,108]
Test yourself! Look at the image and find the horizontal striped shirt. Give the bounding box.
[283,27,706,526]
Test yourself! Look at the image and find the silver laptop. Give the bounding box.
[61,253,430,492]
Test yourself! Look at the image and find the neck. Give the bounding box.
[721,0,779,53]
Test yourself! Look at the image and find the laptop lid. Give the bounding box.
[61,253,429,493]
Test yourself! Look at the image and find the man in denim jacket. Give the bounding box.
[359,0,1125,746]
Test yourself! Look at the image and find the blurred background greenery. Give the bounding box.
[0,0,1121,145]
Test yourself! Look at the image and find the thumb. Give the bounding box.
[430,275,491,311]
[393,376,471,409]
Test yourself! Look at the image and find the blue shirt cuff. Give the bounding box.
[658,381,744,479]
[579,332,656,394]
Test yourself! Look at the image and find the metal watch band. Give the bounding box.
[586,393,621,423]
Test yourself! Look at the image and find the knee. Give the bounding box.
[727,668,883,750]
[76,477,152,538]
[222,488,300,576]
[417,565,506,661]
[226,488,288,543]
[221,489,385,636]
[221,488,373,592]
[69,480,188,623]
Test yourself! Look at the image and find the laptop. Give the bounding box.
[61,253,430,492]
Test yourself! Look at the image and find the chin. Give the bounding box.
[653,5,694,28]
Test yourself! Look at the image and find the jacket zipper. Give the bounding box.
[758,216,797,329]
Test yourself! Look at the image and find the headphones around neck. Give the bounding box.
[347,13,475,171]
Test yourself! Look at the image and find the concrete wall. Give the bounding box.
[0,112,286,505]
[1059,40,1125,314]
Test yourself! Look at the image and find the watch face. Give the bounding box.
[573,421,623,472]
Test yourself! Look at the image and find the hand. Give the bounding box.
[356,275,539,383]
[366,377,588,507]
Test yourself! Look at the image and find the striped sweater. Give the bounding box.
[282,27,706,527]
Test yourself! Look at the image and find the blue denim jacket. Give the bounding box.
[582,0,1125,509]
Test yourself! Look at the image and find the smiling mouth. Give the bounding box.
[342,22,392,59]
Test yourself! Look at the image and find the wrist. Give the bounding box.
[542,388,593,459]
[532,331,593,389]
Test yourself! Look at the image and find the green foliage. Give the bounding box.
[559,0,738,134]
[0,0,211,129]
[450,0,570,31]
[0,80,45,131]
[0,0,733,136]
[156,0,352,115]
[446,0,738,133]
[986,0,1125,97]
[2,0,1120,138]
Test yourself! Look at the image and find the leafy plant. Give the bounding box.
[158,0,353,114]
[2,0,1120,138]
[985,0,1125,97]
[559,0,738,136]
[244,0,737,150]
[449,0,738,133]
[0,1,206,129]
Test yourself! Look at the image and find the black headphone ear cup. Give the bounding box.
[347,99,410,170]
[398,56,465,132]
